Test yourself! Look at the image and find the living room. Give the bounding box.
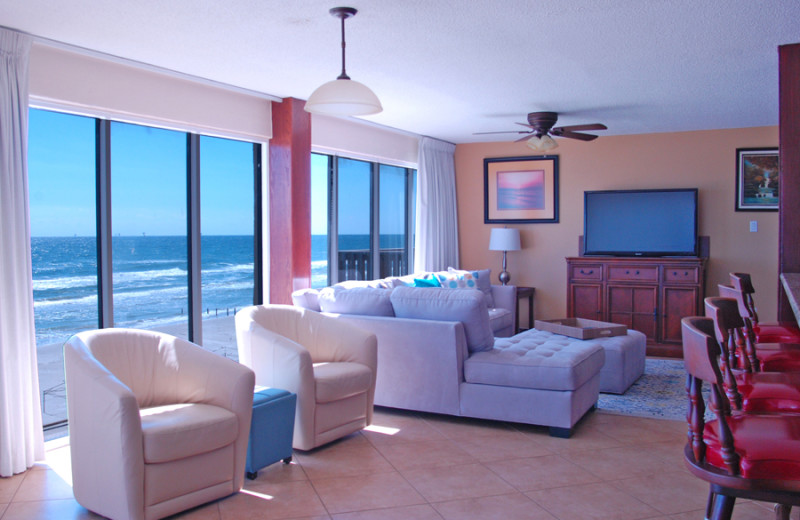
[2,2,800,519]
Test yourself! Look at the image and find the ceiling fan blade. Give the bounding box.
[515,134,533,143]
[515,122,535,130]
[473,130,532,135]
[555,130,599,141]
[554,123,607,132]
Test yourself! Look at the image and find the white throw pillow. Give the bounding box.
[291,288,321,311]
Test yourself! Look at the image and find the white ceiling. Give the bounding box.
[3,0,799,143]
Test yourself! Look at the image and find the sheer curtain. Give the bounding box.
[414,136,459,272]
[0,27,44,477]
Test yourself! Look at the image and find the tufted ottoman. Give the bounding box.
[460,331,605,437]
[489,328,646,395]
[589,330,646,394]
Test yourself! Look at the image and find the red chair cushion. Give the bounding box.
[753,322,800,343]
[756,349,800,372]
[704,414,800,479]
[736,371,800,413]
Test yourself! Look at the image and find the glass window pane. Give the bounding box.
[379,164,407,277]
[28,108,97,427]
[199,135,255,358]
[311,153,330,288]
[110,122,188,338]
[411,169,417,268]
[337,157,372,281]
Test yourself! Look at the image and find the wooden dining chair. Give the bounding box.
[730,272,800,343]
[681,316,800,520]
[705,296,800,373]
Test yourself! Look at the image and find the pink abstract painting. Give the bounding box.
[496,169,545,210]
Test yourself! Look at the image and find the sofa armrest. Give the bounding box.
[324,313,468,415]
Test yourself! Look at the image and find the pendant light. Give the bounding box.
[304,7,382,116]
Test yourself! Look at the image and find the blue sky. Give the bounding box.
[29,108,408,238]
[28,108,254,237]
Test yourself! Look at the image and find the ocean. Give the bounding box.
[31,234,397,347]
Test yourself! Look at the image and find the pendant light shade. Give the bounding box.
[305,78,382,116]
[304,7,382,116]
[526,134,558,152]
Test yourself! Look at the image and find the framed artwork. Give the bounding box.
[484,155,559,223]
[735,147,779,211]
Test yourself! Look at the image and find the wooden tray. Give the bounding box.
[534,318,627,340]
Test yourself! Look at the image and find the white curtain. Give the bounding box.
[414,136,459,272]
[0,27,44,477]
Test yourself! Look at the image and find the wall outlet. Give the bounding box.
[750,220,758,232]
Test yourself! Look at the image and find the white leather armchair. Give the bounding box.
[64,328,255,520]
[235,304,377,451]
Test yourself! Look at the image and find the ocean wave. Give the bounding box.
[33,274,98,291]
[34,294,98,308]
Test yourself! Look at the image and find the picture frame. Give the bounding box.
[735,147,779,211]
[484,155,559,223]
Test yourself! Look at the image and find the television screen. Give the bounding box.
[583,189,698,257]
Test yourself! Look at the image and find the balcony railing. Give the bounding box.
[338,248,407,281]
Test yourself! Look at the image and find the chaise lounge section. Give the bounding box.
[293,272,611,436]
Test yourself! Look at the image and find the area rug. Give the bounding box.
[597,358,693,421]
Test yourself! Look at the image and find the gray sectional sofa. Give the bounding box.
[291,269,624,437]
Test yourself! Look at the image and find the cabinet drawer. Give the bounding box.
[570,264,602,281]
[607,265,659,282]
[663,266,700,284]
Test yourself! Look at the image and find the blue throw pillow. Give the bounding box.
[412,277,441,288]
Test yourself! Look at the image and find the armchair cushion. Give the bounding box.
[314,362,374,403]
[391,286,494,352]
[140,403,238,464]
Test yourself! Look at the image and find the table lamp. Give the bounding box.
[489,228,521,285]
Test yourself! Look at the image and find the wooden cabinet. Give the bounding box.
[567,257,706,349]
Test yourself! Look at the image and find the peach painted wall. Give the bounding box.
[455,126,780,325]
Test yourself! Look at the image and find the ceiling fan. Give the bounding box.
[475,111,607,151]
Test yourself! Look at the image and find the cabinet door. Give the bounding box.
[569,284,603,320]
[607,285,658,341]
[661,286,699,344]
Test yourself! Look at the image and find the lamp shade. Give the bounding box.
[304,78,383,116]
[489,228,521,251]
[526,134,558,152]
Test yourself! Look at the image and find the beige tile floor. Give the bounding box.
[0,408,792,520]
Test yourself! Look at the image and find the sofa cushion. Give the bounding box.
[488,308,513,333]
[292,288,321,311]
[434,268,495,308]
[318,286,394,316]
[465,330,605,391]
[390,286,494,352]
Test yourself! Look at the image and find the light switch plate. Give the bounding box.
[750,221,758,232]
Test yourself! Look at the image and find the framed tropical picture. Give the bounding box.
[735,147,779,211]
[483,155,559,223]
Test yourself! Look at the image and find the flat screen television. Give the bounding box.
[583,188,699,257]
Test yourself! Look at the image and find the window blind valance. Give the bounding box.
[28,42,272,142]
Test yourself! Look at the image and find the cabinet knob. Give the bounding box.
[580,269,593,275]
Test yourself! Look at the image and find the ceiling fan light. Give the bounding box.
[305,78,383,115]
[526,134,558,152]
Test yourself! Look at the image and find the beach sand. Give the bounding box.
[38,315,239,427]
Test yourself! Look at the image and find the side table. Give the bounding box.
[516,286,535,334]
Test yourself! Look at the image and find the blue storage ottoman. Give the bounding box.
[246,387,297,480]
